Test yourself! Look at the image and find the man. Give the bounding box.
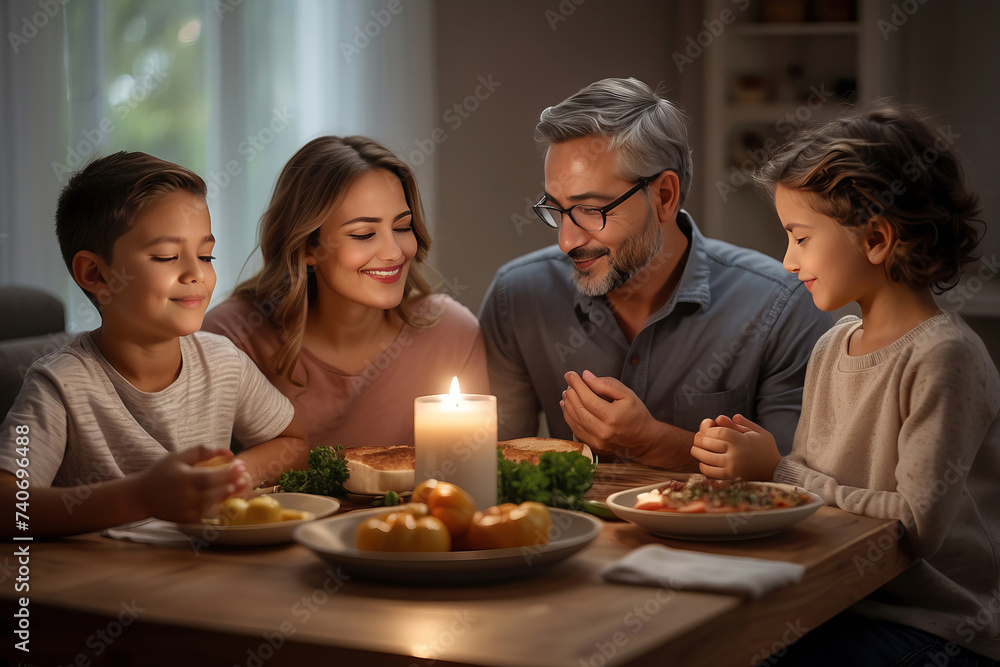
[479,78,830,469]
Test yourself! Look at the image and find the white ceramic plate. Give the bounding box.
[294,507,603,583]
[343,490,413,504]
[606,482,824,541]
[175,493,340,547]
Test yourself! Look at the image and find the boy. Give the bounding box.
[0,151,307,537]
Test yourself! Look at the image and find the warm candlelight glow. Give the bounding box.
[414,377,498,509]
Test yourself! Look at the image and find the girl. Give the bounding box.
[691,106,999,665]
[204,136,489,448]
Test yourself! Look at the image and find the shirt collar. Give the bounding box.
[668,209,712,314]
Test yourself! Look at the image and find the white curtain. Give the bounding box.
[0,0,436,332]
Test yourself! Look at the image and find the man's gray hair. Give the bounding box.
[536,77,693,208]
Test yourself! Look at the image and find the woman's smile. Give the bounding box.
[362,264,405,284]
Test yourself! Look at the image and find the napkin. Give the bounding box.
[600,544,805,599]
[102,518,195,548]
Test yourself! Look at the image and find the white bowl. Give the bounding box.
[606,482,824,541]
[175,492,340,547]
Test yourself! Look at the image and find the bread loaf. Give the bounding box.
[342,445,415,495]
[498,438,587,465]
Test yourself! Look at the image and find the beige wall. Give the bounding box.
[428,0,1000,333]
[428,0,696,312]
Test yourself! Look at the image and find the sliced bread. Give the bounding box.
[342,445,415,495]
[498,437,588,465]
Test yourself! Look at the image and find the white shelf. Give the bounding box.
[723,101,849,126]
[699,0,883,258]
[732,22,859,36]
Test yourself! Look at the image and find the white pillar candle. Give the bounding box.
[414,377,498,509]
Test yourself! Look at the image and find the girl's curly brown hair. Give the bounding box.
[755,104,983,293]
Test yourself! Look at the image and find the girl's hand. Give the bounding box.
[130,447,248,524]
[691,414,781,481]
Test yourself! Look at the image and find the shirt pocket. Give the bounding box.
[672,385,750,433]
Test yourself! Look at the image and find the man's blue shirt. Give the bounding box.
[479,211,831,455]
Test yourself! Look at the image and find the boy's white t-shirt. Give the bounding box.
[0,331,294,487]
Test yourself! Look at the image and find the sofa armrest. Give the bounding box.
[0,286,65,341]
[0,332,72,420]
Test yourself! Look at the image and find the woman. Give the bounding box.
[204,136,489,448]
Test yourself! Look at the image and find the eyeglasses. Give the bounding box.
[532,176,656,232]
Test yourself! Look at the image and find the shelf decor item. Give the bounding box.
[762,0,807,22]
[815,0,856,22]
[731,74,769,104]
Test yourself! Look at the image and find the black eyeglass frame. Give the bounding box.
[532,175,658,232]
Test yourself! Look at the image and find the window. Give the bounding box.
[2,0,434,332]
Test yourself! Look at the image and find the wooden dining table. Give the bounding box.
[0,461,912,667]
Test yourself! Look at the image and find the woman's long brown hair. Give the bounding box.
[232,136,434,385]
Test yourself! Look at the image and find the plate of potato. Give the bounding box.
[175,492,340,547]
[293,506,602,583]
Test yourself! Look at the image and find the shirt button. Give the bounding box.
[629,355,640,365]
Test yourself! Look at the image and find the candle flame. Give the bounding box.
[449,376,461,396]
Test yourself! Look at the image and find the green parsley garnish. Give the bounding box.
[278,445,350,496]
[497,448,596,510]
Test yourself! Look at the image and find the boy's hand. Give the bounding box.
[193,454,233,468]
[691,414,781,481]
[193,450,255,497]
[132,447,248,524]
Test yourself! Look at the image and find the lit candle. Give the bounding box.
[414,377,498,509]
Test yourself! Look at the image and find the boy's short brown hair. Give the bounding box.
[55,151,207,305]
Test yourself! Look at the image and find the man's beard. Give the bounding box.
[570,211,661,297]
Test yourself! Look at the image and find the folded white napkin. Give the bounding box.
[600,544,805,599]
[102,518,194,548]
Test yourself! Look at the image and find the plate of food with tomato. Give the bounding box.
[293,479,603,583]
[606,476,824,541]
